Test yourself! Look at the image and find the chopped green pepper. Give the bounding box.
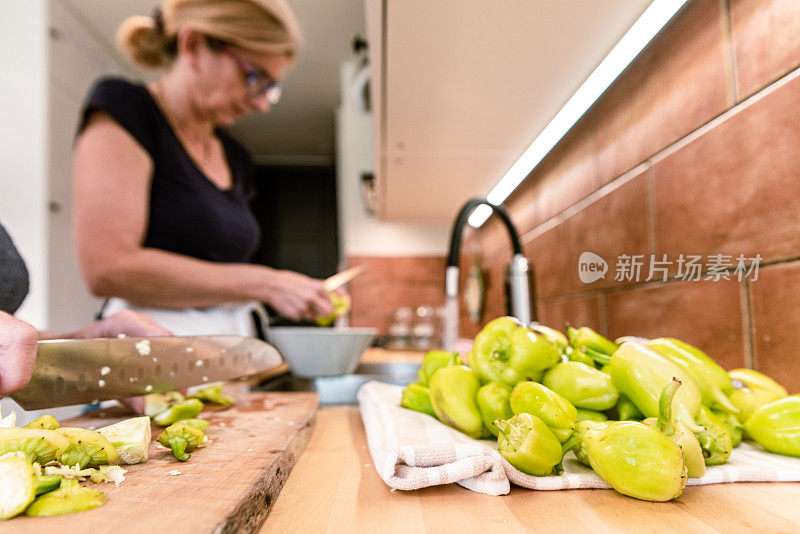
[24,485,106,516]
[157,422,205,462]
[188,384,235,406]
[152,398,204,427]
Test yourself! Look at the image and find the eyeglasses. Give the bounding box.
[221,46,282,105]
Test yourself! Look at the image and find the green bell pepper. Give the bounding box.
[476,381,514,437]
[647,338,738,414]
[694,405,732,465]
[728,368,788,425]
[428,365,488,439]
[565,347,597,369]
[642,378,706,478]
[711,409,743,448]
[509,381,577,442]
[529,325,569,354]
[494,413,564,476]
[567,326,619,356]
[606,342,704,432]
[575,409,608,423]
[471,317,560,386]
[614,394,644,421]
[569,420,687,502]
[417,351,462,387]
[745,395,800,457]
[542,361,619,411]
[400,383,437,418]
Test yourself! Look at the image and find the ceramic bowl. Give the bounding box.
[266,327,376,377]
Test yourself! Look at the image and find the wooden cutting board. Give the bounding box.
[4,391,318,534]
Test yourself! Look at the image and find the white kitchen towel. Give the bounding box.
[358,380,800,496]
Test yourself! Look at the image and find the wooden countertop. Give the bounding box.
[262,406,800,533]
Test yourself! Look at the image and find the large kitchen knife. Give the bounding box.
[10,336,283,410]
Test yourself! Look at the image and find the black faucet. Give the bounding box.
[442,198,537,349]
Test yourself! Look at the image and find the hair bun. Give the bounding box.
[116,15,167,69]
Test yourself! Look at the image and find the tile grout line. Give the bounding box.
[740,278,755,369]
[720,0,740,106]
[598,291,609,337]
[518,63,800,248]
[645,166,658,257]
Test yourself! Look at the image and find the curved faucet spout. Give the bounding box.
[442,198,536,350]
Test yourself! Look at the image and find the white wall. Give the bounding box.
[336,60,450,258]
[47,0,131,332]
[0,1,49,328]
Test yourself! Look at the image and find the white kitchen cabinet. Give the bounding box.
[366,0,651,223]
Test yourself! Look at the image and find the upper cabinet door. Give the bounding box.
[366,0,651,224]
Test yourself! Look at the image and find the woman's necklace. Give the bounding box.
[150,81,214,163]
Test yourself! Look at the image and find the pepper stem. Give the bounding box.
[656,377,681,436]
[169,437,190,461]
[561,433,582,455]
[580,346,611,366]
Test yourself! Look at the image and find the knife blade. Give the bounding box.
[10,336,283,410]
[323,264,366,292]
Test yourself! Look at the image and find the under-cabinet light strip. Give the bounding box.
[468,0,689,228]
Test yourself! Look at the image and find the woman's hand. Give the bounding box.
[37,310,172,341]
[72,310,172,339]
[261,269,334,322]
[0,312,38,396]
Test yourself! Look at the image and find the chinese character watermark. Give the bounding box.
[578,252,762,284]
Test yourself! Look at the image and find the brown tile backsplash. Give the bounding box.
[347,255,446,335]
[605,280,746,370]
[594,0,730,184]
[522,225,566,299]
[538,294,603,334]
[653,74,800,262]
[563,171,651,292]
[749,261,800,392]
[731,0,800,100]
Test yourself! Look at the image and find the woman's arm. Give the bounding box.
[73,113,333,321]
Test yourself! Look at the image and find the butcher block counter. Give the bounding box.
[260,349,800,533]
[262,406,800,533]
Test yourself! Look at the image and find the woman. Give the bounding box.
[73,0,335,336]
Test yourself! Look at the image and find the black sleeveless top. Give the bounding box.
[0,222,29,314]
[78,77,260,263]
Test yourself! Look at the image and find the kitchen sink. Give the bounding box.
[255,362,419,405]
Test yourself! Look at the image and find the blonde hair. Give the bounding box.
[116,0,303,69]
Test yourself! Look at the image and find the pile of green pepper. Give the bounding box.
[399,317,798,502]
